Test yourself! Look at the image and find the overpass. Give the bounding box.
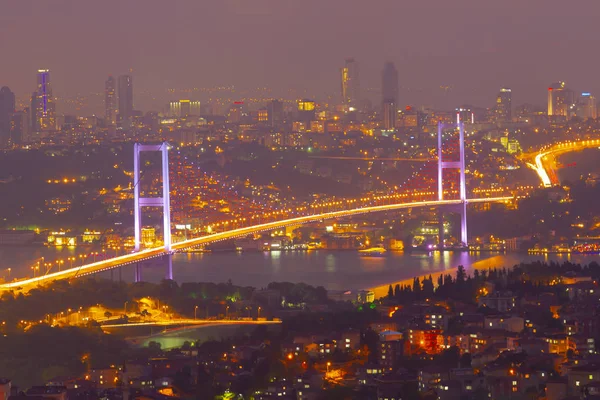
[0,196,511,291]
[525,138,600,187]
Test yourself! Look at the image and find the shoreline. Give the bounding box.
[368,255,515,299]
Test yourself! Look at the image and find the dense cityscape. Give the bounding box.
[2,2,600,400]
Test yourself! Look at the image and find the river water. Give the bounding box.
[1,247,599,296]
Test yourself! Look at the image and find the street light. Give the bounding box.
[226,306,230,320]
[194,305,198,320]
[257,306,262,319]
[326,362,331,373]
[124,301,128,315]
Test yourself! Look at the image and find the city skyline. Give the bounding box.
[2,0,600,113]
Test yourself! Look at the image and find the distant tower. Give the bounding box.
[118,75,134,129]
[577,92,597,120]
[267,99,284,127]
[11,110,29,144]
[382,62,399,104]
[381,62,399,130]
[548,81,574,118]
[495,88,512,122]
[0,87,15,147]
[30,92,39,133]
[35,69,56,131]
[105,76,117,126]
[341,58,360,107]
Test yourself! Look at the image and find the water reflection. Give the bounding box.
[2,247,600,292]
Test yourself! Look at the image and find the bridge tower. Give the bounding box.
[437,123,468,248]
[133,142,172,281]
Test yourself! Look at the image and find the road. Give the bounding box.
[0,196,511,291]
[101,319,281,329]
[526,138,600,187]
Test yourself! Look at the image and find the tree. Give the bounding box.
[387,285,394,299]
[394,284,401,298]
[422,276,434,297]
[456,265,466,283]
[104,311,112,319]
[413,277,421,294]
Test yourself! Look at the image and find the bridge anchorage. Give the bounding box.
[437,122,468,249]
[133,142,173,282]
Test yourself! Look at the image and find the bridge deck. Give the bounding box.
[1,197,511,291]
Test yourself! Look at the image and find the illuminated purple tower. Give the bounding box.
[437,122,467,247]
[133,142,172,281]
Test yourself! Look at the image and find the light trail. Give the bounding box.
[101,319,281,328]
[533,151,553,188]
[0,196,512,291]
[527,138,600,187]
[308,156,433,161]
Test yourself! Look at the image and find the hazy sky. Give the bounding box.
[1,0,600,113]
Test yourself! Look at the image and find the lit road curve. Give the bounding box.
[101,319,281,329]
[0,196,512,291]
[526,138,600,187]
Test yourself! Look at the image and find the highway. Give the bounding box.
[101,319,281,329]
[526,138,600,187]
[0,196,511,291]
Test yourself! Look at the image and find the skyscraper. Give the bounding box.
[11,110,29,144]
[495,88,512,122]
[0,87,15,147]
[267,99,284,127]
[382,62,399,104]
[576,92,597,120]
[381,62,399,130]
[105,76,117,126]
[548,81,574,118]
[341,58,360,107]
[118,75,134,129]
[30,92,39,133]
[35,69,56,131]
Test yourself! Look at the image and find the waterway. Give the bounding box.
[1,247,599,297]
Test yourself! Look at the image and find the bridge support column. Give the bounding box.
[438,209,445,249]
[134,263,142,282]
[133,142,172,253]
[437,122,468,248]
[166,254,173,280]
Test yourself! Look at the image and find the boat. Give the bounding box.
[359,246,387,257]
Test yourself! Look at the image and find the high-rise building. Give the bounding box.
[382,101,396,131]
[381,62,399,131]
[118,75,134,129]
[495,88,512,122]
[105,76,117,126]
[382,62,399,104]
[0,87,15,147]
[30,92,39,133]
[341,58,360,107]
[297,99,316,123]
[267,100,284,127]
[35,69,56,131]
[548,82,574,118]
[169,100,201,117]
[11,110,29,144]
[576,92,597,120]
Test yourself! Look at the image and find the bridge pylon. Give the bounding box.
[133,142,172,281]
[437,122,467,248]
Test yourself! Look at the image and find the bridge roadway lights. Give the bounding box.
[0,197,511,291]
